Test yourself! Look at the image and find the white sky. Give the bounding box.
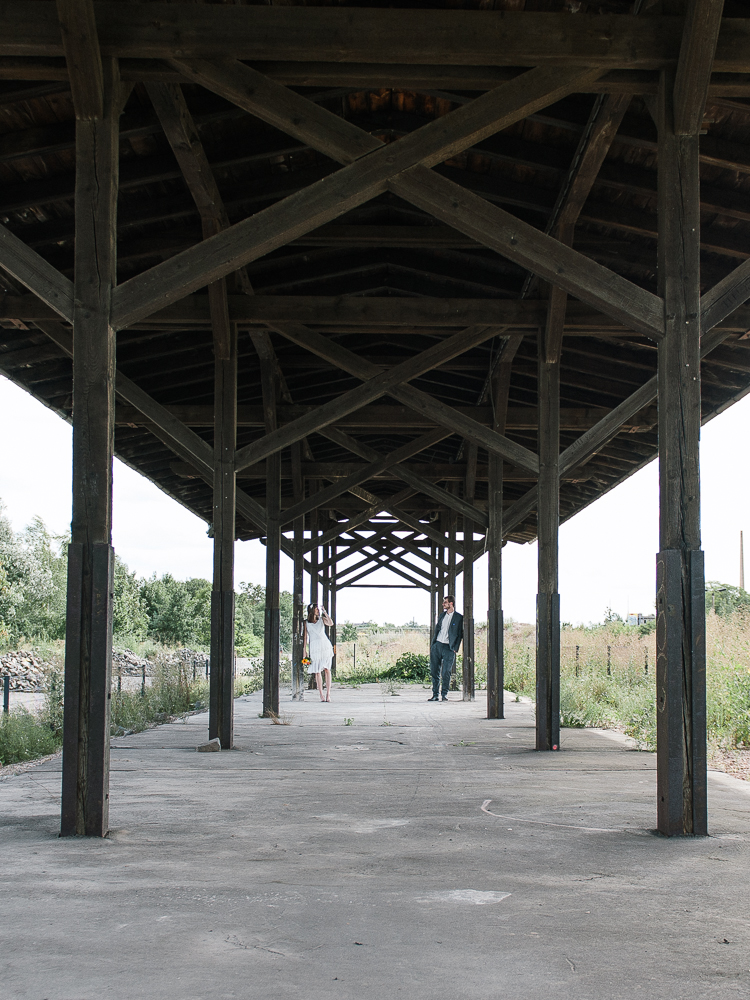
[1,371,747,627]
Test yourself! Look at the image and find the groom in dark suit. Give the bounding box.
[428,595,464,702]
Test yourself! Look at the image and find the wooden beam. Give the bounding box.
[269,322,540,474]
[0,225,74,322]
[60,60,118,839]
[544,93,632,362]
[700,258,750,334]
[320,426,490,529]
[3,9,750,74]
[390,166,664,340]
[111,65,602,329]
[56,0,103,120]
[260,348,281,719]
[170,58,381,166]
[280,428,448,528]
[673,0,725,136]
[656,71,706,837]
[308,486,418,552]
[234,323,509,473]
[348,485,450,550]
[463,442,477,702]
[209,320,236,749]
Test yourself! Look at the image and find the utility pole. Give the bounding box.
[741,530,745,591]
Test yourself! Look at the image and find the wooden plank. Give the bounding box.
[209,320,236,748]
[320,425,490,529]
[701,258,750,333]
[673,0,725,136]
[270,321,540,474]
[463,443,477,702]
[390,166,664,340]
[544,93,632,362]
[56,0,103,120]
[656,72,706,835]
[536,332,561,751]
[0,224,74,322]
[111,65,602,329]
[280,428,449,527]
[234,323,505,473]
[170,58,381,165]
[3,7,747,71]
[119,402,650,433]
[261,351,281,719]
[60,65,118,839]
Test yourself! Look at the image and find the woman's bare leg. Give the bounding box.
[324,668,332,701]
[316,671,325,701]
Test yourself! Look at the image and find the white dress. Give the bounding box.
[306,619,333,674]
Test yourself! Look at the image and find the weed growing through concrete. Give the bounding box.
[344,718,353,726]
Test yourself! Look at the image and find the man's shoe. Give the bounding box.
[441,695,448,701]
[428,696,439,702]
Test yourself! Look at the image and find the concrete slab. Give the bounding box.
[1,683,749,1000]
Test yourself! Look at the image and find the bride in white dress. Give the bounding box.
[303,604,334,702]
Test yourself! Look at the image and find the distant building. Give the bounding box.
[627,612,655,627]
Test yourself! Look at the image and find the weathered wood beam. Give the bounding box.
[60,60,118,839]
[0,226,73,322]
[3,8,750,73]
[700,258,750,334]
[269,321,539,474]
[260,347,281,719]
[233,324,510,473]
[390,166,664,340]
[307,486,418,552]
[111,65,602,329]
[122,402,653,434]
[656,71,706,837]
[56,0,103,120]
[348,485,450,550]
[673,0,725,136]
[280,428,448,528]
[320,425,490,529]
[544,93,632,363]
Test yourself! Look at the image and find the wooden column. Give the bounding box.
[309,491,319,605]
[430,543,438,629]
[330,548,337,678]
[656,71,707,836]
[487,365,511,720]
[291,449,304,701]
[536,330,560,751]
[463,445,477,701]
[448,507,457,598]
[209,319,237,747]
[260,352,281,717]
[61,63,119,838]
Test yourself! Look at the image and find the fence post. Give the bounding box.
[141,664,146,698]
[644,648,649,675]
[3,675,9,714]
[117,664,122,693]
[607,645,611,676]
[575,645,579,678]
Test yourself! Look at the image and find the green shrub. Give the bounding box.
[0,709,61,765]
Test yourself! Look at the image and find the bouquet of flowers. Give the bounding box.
[301,657,311,669]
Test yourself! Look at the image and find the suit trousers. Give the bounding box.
[430,641,455,697]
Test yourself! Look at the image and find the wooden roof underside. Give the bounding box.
[2,1,750,548]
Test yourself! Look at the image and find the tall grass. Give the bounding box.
[500,613,750,752]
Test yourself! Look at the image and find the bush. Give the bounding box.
[0,709,61,765]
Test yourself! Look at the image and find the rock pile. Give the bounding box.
[0,650,48,692]
[112,649,150,676]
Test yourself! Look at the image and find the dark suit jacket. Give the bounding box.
[432,610,464,653]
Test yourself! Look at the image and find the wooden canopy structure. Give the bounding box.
[1,0,748,838]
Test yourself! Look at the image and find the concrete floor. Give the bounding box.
[1,683,749,1000]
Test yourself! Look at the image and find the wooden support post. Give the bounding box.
[209,318,237,748]
[261,359,281,718]
[330,551,337,678]
[487,363,512,720]
[61,61,119,839]
[463,444,477,702]
[291,450,304,701]
[656,71,707,837]
[536,330,560,751]
[309,490,319,605]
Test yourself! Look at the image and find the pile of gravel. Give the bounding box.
[112,649,151,676]
[0,650,48,692]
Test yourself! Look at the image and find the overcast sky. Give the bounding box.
[2,372,747,626]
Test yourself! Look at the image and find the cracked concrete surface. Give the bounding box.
[1,683,749,999]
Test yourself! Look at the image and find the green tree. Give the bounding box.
[706,581,750,617]
[340,621,358,641]
[113,557,149,639]
[139,573,211,647]
[0,507,67,642]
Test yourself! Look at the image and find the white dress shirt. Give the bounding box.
[436,610,454,644]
